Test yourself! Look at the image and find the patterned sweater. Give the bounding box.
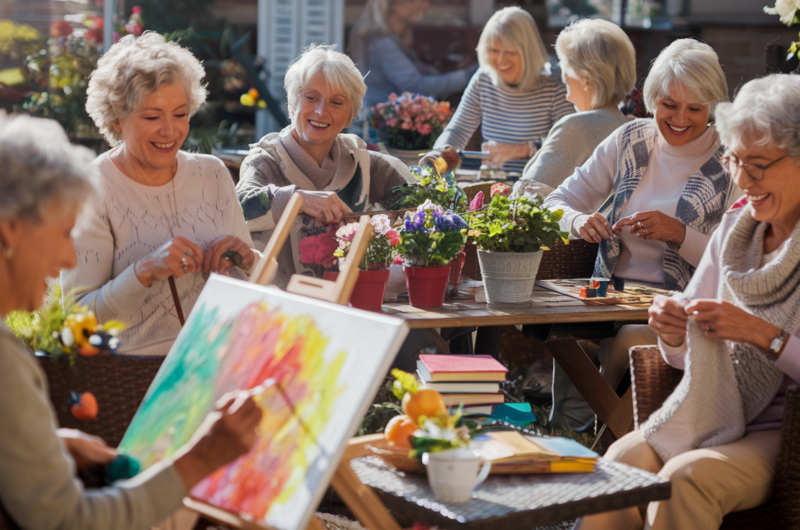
[61,150,254,357]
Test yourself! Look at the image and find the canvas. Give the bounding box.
[118,275,408,530]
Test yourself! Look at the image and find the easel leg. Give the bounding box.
[330,462,403,530]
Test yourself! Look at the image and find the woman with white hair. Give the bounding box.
[541,39,740,431]
[0,113,261,530]
[236,44,413,287]
[514,18,636,197]
[349,0,477,111]
[575,73,800,530]
[62,32,257,357]
[432,6,575,171]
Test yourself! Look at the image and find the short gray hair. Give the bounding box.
[0,113,98,222]
[285,44,366,124]
[643,39,728,115]
[86,32,207,147]
[716,74,800,162]
[477,7,549,91]
[555,19,636,109]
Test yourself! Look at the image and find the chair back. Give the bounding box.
[628,345,683,428]
[37,353,165,447]
[536,239,599,280]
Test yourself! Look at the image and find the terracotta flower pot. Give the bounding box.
[404,266,450,308]
[323,269,391,310]
[448,250,467,289]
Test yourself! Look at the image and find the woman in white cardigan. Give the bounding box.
[541,39,739,431]
[575,73,800,530]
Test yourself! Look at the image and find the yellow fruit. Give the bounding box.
[402,389,446,425]
[384,415,417,448]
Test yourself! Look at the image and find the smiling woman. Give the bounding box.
[62,32,258,358]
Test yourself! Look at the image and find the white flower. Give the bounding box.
[370,214,392,236]
[765,0,800,25]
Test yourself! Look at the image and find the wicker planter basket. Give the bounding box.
[536,238,600,280]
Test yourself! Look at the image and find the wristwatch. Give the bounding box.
[769,329,789,358]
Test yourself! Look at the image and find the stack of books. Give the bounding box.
[475,430,598,474]
[417,354,507,414]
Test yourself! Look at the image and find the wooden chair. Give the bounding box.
[629,345,800,529]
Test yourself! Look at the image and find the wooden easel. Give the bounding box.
[189,194,403,530]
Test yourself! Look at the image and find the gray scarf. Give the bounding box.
[644,206,800,462]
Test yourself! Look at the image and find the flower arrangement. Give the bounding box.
[468,194,568,253]
[765,0,800,63]
[395,200,468,267]
[298,225,340,277]
[333,214,401,270]
[370,92,453,150]
[385,165,468,212]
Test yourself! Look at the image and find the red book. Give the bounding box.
[417,354,507,382]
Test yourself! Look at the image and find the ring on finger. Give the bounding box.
[181,257,188,270]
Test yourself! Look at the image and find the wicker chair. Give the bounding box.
[36,352,165,447]
[629,345,800,529]
[537,238,599,280]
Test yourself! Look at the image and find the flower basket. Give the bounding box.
[370,92,453,151]
[324,269,390,310]
[404,265,450,307]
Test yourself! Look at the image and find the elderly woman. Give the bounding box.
[349,0,477,111]
[432,7,575,172]
[236,44,413,287]
[61,33,256,357]
[0,113,261,529]
[575,73,800,530]
[541,39,739,431]
[514,18,635,197]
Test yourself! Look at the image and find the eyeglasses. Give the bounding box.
[722,153,787,181]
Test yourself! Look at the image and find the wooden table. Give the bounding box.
[380,288,650,441]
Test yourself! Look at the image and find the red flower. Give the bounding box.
[393,255,405,265]
[299,236,321,265]
[490,183,511,198]
[387,230,401,247]
[299,230,338,268]
[50,20,73,38]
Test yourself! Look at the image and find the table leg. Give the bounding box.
[546,339,633,440]
[474,326,502,357]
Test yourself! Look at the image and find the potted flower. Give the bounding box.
[370,92,453,165]
[324,214,401,310]
[396,200,468,307]
[468,191,568,305]
[385,164,468,213]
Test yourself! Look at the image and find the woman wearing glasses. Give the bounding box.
[575,73,800,530]
[541,39,741,431]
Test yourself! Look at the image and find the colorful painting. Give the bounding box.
[118,275,408,530]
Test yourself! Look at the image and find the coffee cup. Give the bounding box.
[422,448,491,503]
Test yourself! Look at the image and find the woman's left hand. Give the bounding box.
[613,210,686,247]
[203,236,256,274]
[57,428,117,470]
[684,299,782,351]
[481,141,533,168]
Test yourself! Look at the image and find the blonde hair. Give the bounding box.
[476,7,549,91]
[85,32,207,147]
[555,19,636,109]
[285,44,367,125]
[643,39,728,116]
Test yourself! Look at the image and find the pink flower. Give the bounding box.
[125,20,143,36]
[491,183,512,198]
[131,5,143,14]
[386,118,397,127]
[393,255,405,265]
[299,236,321,265]
[417,123,432,135]
[387,230,401,247]
[469,191,484,211]
[400,120,412,130]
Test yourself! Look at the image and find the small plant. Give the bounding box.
[385,165,467,212]
[468,194,568,253]
[395,200,468,267]
[333,214,401,270]
[370,92,452,150]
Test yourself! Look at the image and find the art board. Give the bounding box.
[118,275,408,530]
[536,279,675,306]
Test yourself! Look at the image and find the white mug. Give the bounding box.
[422,448,492,503]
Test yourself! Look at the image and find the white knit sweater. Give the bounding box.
[61,150,254,357]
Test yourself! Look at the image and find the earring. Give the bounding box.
[2,246,13,260]
[583,85,588,92]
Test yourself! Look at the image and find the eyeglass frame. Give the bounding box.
[721,152,788,182]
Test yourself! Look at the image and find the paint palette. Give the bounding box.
[118,275,408,530]
[536,278,675,306]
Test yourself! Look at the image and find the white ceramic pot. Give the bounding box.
[477,249,544,305]
[422,448,491,503]
[386,146,424,167]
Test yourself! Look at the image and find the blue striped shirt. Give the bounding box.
[434,71,575,172]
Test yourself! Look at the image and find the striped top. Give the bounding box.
[434,71,575,172]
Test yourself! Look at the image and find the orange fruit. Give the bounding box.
[402,389,446,425]
[70,392,98,421]
[384,415,417,448]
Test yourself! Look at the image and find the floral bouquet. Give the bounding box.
[298,225,340,277]
[333,214,401,270]
[385,165,468,212]
[396,200,468,268]
[370,92,453,151]
[765,0,800,65]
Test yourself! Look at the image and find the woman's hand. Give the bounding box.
[481,141,533,168]
[134,237,205,287]
[203,236,256,274]
[648,295,689,347]
[57,428,117,470]
[296,190,351,225]
[684,299,782,351]
[613,210,686,247]
[574,213,614,243]
[173,391,263,491]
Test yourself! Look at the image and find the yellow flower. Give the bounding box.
[63,311,99,348]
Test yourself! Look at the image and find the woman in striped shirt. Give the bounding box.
[432,7,575,172]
